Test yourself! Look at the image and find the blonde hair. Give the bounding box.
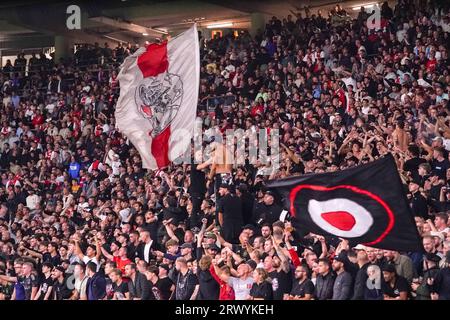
[198,255,212,271]
[254,267,269,281]
[166,239,179,249]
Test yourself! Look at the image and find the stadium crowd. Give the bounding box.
[0,0,449,300]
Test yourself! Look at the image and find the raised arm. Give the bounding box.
[214,228,233,250]
[0,274,17,283]
[95,239,102,261]
[74,240,85,260]
[196,157,213,171]
[100,245,114,261]
[21,246,43,260]
[284,232,301,268]
[209,260,224,285]
[163,219,179,242]
[271,236,290,273]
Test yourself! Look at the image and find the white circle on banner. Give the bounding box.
[308,198,374,238]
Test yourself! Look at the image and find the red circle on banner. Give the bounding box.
[289,184,395,246]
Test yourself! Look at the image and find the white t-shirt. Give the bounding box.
[228,276,254,300]
[119,208,131,223]
[26,194,41,210]
[75,276,88,298]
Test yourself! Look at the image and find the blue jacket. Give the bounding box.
[86,273,106,300]
[68,161,81,180]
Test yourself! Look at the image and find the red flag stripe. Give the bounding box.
[138,41,171,168]
[137,42,169,78]
[151,125,171,169]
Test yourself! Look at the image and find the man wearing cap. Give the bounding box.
[156,264,175,300]
[217,184,243,243]
[180,243,194,262]
[412,253,441,300]
[52,266,72,300]
[252,190,283,226]
[381,264,409,300]
[331,253,353,300]
[408,180,429,220]
[384,250,416,283]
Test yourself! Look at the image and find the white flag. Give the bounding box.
[115,25,200,169]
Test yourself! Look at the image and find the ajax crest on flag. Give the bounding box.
[115,24,199,170]
[135,73,183,137]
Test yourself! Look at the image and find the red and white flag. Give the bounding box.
[115,25,200,169]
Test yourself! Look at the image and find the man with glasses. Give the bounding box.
[287,265,314,300]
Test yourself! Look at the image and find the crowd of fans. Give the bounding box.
[0,0,449,300]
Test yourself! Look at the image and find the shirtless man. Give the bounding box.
[197,136,234,195]
[392,121,410,152]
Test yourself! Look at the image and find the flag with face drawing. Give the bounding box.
[267,154,423,252]
[115,25,200,169]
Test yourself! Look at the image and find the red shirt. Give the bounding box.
[210,265,235,300]
[113,256,132,274]
[426,59,437,72]
[251,105,264,117]
[32,115,44,128]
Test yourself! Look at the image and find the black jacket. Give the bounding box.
[128,272,153,300]
[136,241,159,264]
[163,206,188,225]
[410,191,429,219]
[352,263,370,300]
[315,272,335,300]
[196,269,219,300]
[252,202,283,225]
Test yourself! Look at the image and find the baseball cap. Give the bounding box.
[353,244,367,251]
[204,232,217,240]
[54,266,65,273]
[334,252,347,263]
[382,263,396,273]
[424,252,441,263]
[207,244,220,252]
[180,243,193,250]
[159,264,170,272]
